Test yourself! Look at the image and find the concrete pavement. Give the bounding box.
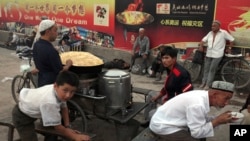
[0,47,248,141]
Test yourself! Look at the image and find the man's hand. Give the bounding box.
[151,96,158,102]
[66,59,73,66]
[74,134,90,141]
[62,59,73,71]
[31,68,39,74]
[142,54,147,59]
[131,51,135,56]
[198,46,204,52]
[212,111,232,127]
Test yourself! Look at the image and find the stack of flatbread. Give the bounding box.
[60,51,104,66]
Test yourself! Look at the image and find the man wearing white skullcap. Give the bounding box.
[31,20,89,141]
[31,16,48,49]
[38,19,55,33]
[199,20,234,90]
[33,19,73,87]
[150,81,235,140]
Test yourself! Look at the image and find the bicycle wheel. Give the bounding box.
[11,73,37,103]
[183,58,202,82]
[11,75,27,103]
[27,72,37,89]
[221,58,250,89]
[67,100,87,133]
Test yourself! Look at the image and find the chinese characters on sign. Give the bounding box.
[24,3,86,16]
[156,1,212,28]
[172,4,209,14]
[160,19,204,27]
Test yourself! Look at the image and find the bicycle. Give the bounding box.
[11,49,37,103]
[183,48,250,89]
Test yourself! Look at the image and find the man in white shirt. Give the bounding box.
[150,81,235,141]
[199,20,234,90]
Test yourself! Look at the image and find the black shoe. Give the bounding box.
[155,76,162,81]
[128,69,131,72]
[140,121,149,128]
[147,74,156,78]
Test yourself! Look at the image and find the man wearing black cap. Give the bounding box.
[149,81,235,141]
[33,19,72,87]
[199,20,234,90]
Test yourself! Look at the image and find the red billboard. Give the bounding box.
[0,0,249,50]
[114,0,216,50]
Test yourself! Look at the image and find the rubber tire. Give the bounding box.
[183,58,202,82]
[11,74,36,104]
[11,75,26,104]
[221,58,250,89]
[67,100,88,133]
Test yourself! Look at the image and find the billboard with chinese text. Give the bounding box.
[0,0,249,50]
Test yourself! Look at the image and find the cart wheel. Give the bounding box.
[221,58,250,89]
[11,75,26,104]
[67,100,88,133]
[183,57,201,82]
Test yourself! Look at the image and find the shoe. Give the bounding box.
[203,85,209,90]
[199,84,205,88]
[147,74,156,78]
[128,69,131,72]
[142,69,147,75]
[140,120,150,128]
[155,76,162,81]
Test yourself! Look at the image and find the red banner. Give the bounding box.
[0,0,249,50]
[0,0,115,35]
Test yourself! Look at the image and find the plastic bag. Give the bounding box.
[131,64,142,74]
[192,50,204,64]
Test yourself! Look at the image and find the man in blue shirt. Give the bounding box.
[33,20,72,87]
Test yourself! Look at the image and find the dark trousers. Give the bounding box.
[151,59,164,73]
[12,105,58,141]
[131,52,148,69]
[12,105,38,141]
[153,130,205,141]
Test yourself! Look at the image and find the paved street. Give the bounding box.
[0,47,248,141]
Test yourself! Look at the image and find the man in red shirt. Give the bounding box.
[144,46,193,122]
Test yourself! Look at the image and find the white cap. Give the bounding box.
[38,19,55,32]
[211,81,235,93]
[139,28,145,32]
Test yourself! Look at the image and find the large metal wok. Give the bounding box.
[68,64,103,75]
[60,51,104,75]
